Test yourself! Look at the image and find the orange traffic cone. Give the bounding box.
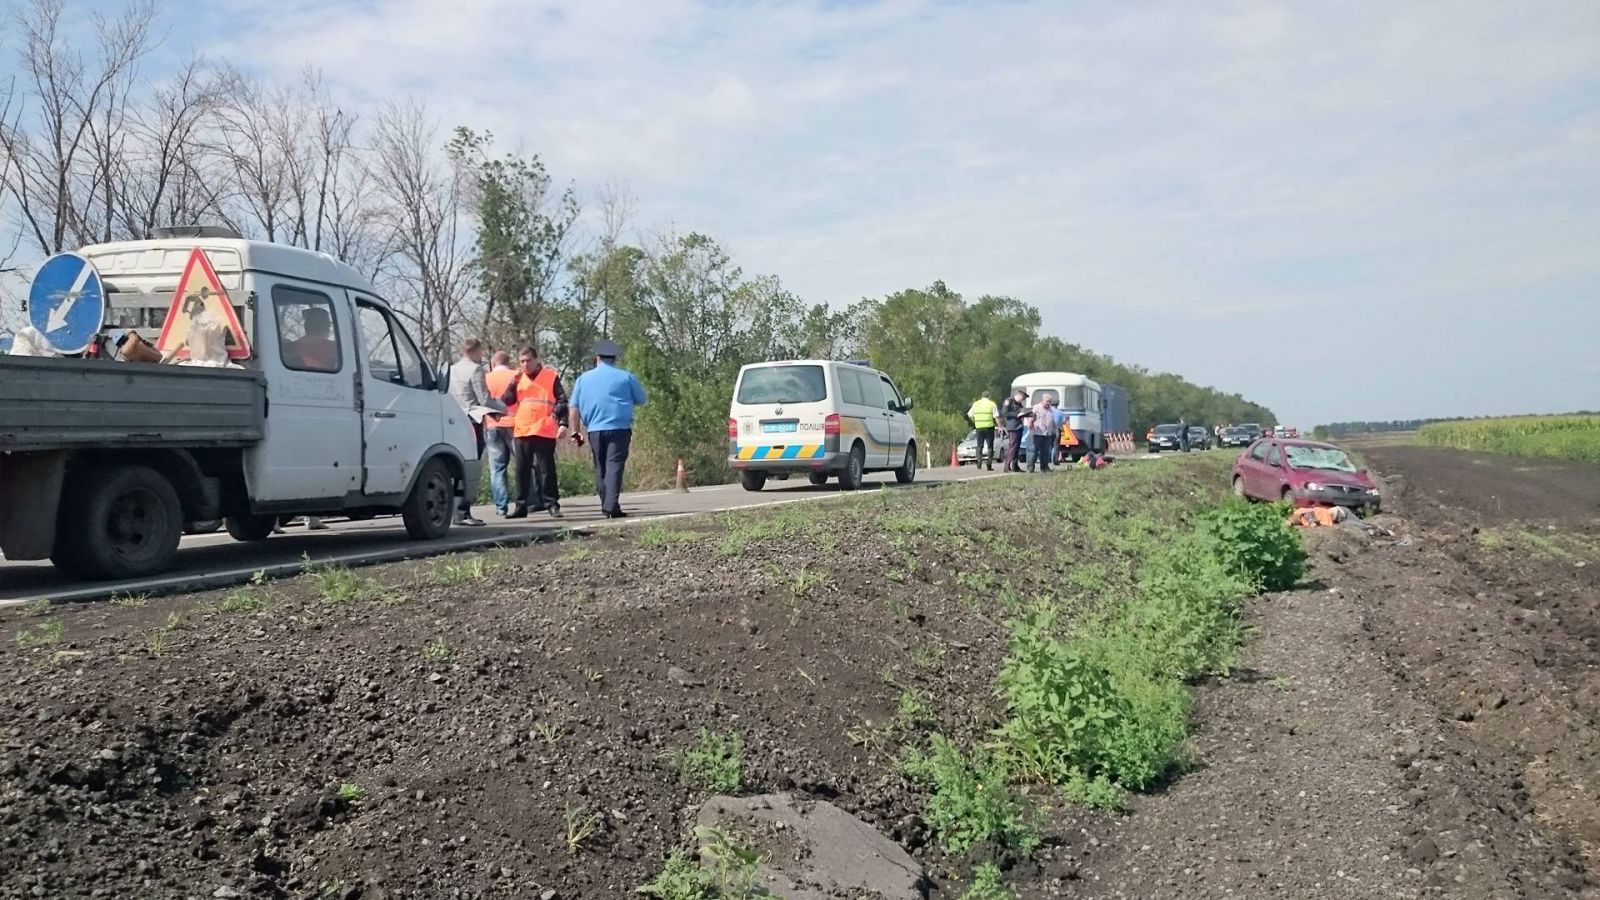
[675,458,688,492]
[950,445,959,467]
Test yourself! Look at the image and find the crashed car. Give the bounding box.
[1231,438,1381,513]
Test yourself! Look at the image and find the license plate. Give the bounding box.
[762,422,797,433]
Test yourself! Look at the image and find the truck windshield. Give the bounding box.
[737,365,827,404]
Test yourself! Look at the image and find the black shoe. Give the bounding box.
[504,506,527,519]
[548,505,564,519]
[603,510,628,519]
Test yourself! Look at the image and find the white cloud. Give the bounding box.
[87,1,1600,421]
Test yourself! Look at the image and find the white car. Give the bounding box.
[729,359,918,490]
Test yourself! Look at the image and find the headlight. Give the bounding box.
[1367,487,1381,496]
[1304,482,1323,491]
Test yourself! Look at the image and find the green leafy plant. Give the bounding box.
[1060,770,1126,812]
[636,828,764,898]
[666,729,743,793]
[636,852,715,899]
[564,804,602,855]
[960,862,1012,900]
[307,560,392,603]
[534,722,563,744]
[109,593,149,608]
[423,637,454,664]
[431,554,498,585]
[901,734,1038,856]
[639,523,704,548]
[14,620,63,649]
[1197,499,1306,591]
[337,782,365,802]
[217,589,268,614]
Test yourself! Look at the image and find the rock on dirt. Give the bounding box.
[696,793,926,898]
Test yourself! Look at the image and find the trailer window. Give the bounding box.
[274,286,341,373]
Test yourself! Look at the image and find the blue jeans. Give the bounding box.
[484,426,513,512]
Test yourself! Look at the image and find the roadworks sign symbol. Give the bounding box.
[155,248,251,360]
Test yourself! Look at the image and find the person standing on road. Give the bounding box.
[446,338,491,526]
[965,390,1001,471]
[1000,389,1029,472]
[500,346,568,519]
[1029,395,1059,472]
[568,339,648,519]
[483,350,519,517]
[1179,414,1191,453]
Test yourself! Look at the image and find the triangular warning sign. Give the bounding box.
[155,248,252,360]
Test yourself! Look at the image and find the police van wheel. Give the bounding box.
[402,459,455,540]
[807,472,829,487]
[57,464,183,580]
[895,444,917,484]
[226,514,277,542]
[740,471,768,492]
[183,519,223,535]
[839,444,866,491]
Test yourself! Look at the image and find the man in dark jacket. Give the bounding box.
[1000,389,1030,473]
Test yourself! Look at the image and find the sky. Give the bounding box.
[6,0,1599,426]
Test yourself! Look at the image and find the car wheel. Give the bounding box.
[838,443,866,491]
[1280,485,1294,504]
[401,458,455,540]
[741,471,768,492]
[895,443,917,484]
[226,514,277,542]
[807,472,829,487]
[1232,476,1247,500]
[54,464,183,579]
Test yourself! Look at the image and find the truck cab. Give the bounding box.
[0,234,478,580]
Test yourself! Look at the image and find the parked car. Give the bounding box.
[1231,439,1381,513]
[1219,425,1255,448]
[1237,422,1263,438]
[956,429,981,465]
[1147,423,1184,452]
[1188,426,1213,450]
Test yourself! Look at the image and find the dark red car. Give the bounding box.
[1231,438,1381,513]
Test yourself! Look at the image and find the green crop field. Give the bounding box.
[1417,415,1600,464]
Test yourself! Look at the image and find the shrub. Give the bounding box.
[960,862,1012,900]
[1117,532,1252,678]
[666,729,743,794]
[901,734,1039,856]
[1197,499,1305,591]
[1060,770,1125,812]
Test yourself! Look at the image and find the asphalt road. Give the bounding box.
[0,466,1002,606]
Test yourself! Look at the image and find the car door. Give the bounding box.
[1264,442,1288,499]
[243,280,362,502]
[353,296,444,497]
[1242,441,1272,498]
[877,374,907,468]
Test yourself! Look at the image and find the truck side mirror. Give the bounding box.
[901,396,914,411]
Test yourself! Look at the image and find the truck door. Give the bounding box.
[244,282,362,502]
[353,296,444,496]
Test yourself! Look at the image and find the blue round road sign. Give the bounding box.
[28,252,106,355]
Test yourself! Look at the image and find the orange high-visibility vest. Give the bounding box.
[513,366,560,439]
[485,368,518,429]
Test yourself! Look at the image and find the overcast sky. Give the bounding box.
[9,1,1599,426]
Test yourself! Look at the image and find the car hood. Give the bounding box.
[1292,468,1375,488]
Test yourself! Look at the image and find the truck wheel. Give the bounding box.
[838,443,866,491]
[402,458,454,540]
[226,514,277,542]
[55,464,182,579]
[894,443,917,484]
[740,471,768,492]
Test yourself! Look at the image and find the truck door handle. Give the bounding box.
[372,411,397,419]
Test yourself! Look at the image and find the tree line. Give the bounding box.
[1,0,1275,487]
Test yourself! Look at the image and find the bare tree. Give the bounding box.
[369,98,474,361]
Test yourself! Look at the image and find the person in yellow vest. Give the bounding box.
[497,345,569,519]
[965,390,1001,470]
[482,350,519,516]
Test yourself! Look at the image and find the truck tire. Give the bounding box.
[54,464,183,580]
[402,458,454,540]
[838,443,866,491]
[894,443,917,484]
[226,514,277,542]
[740,471,767,492]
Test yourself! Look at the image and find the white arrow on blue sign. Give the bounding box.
[28,252,106,355]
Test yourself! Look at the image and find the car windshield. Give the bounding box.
[737,365,827,404]
[1153,424,1182,434]
[1284,446,1357,472]
[1225,427,1251,435]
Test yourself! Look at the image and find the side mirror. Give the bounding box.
[901,396,914,411]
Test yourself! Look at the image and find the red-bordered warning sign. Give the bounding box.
[155,248,251,360]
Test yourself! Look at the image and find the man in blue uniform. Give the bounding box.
[568,339,648,518]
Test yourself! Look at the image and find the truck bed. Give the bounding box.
[0,356,265,452]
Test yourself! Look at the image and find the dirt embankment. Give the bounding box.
[2,450,1596,899]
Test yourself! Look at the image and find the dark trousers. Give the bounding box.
[1031,434,1054,471]
[1005,428,1024,471]
[513,435,559,510]
[975,427,996,468]
[589,428,632,514]
[459,421,485,514]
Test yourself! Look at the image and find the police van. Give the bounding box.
[728,359,918,491]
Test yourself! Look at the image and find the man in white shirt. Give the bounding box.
[445,338,489,526]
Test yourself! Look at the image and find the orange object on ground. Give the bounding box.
[1290,506,1347,528]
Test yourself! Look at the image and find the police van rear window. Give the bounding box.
[737,365,827,404]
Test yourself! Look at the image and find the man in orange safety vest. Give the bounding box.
[498,345,569,519]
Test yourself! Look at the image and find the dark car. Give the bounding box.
[1219,425,1255,448]
[1188,426,1212,450]
[1147,423,1184,453]
[1231,439,1381,513]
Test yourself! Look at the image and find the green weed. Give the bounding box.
[307,561,392,603]
[1197,499,1306,591]
[423,637,454,664]
[639,524,704,549]
[895,689,927,727]
[902,734,1038,857]
[15,620,63,649]
[960,862,1011,900]
[217,589,268,614]
[666,729,743,793]
[636,827,764,898]
[431,554,499,585]
[337,783,365,803]
[564,805,601,855]
[109,593,149,608]
[24,598,52,616]
[1060,770,1126,812]
[910,641,945,670]
[534,722,563,745]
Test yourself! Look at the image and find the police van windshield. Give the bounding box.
[737,365,827,404]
